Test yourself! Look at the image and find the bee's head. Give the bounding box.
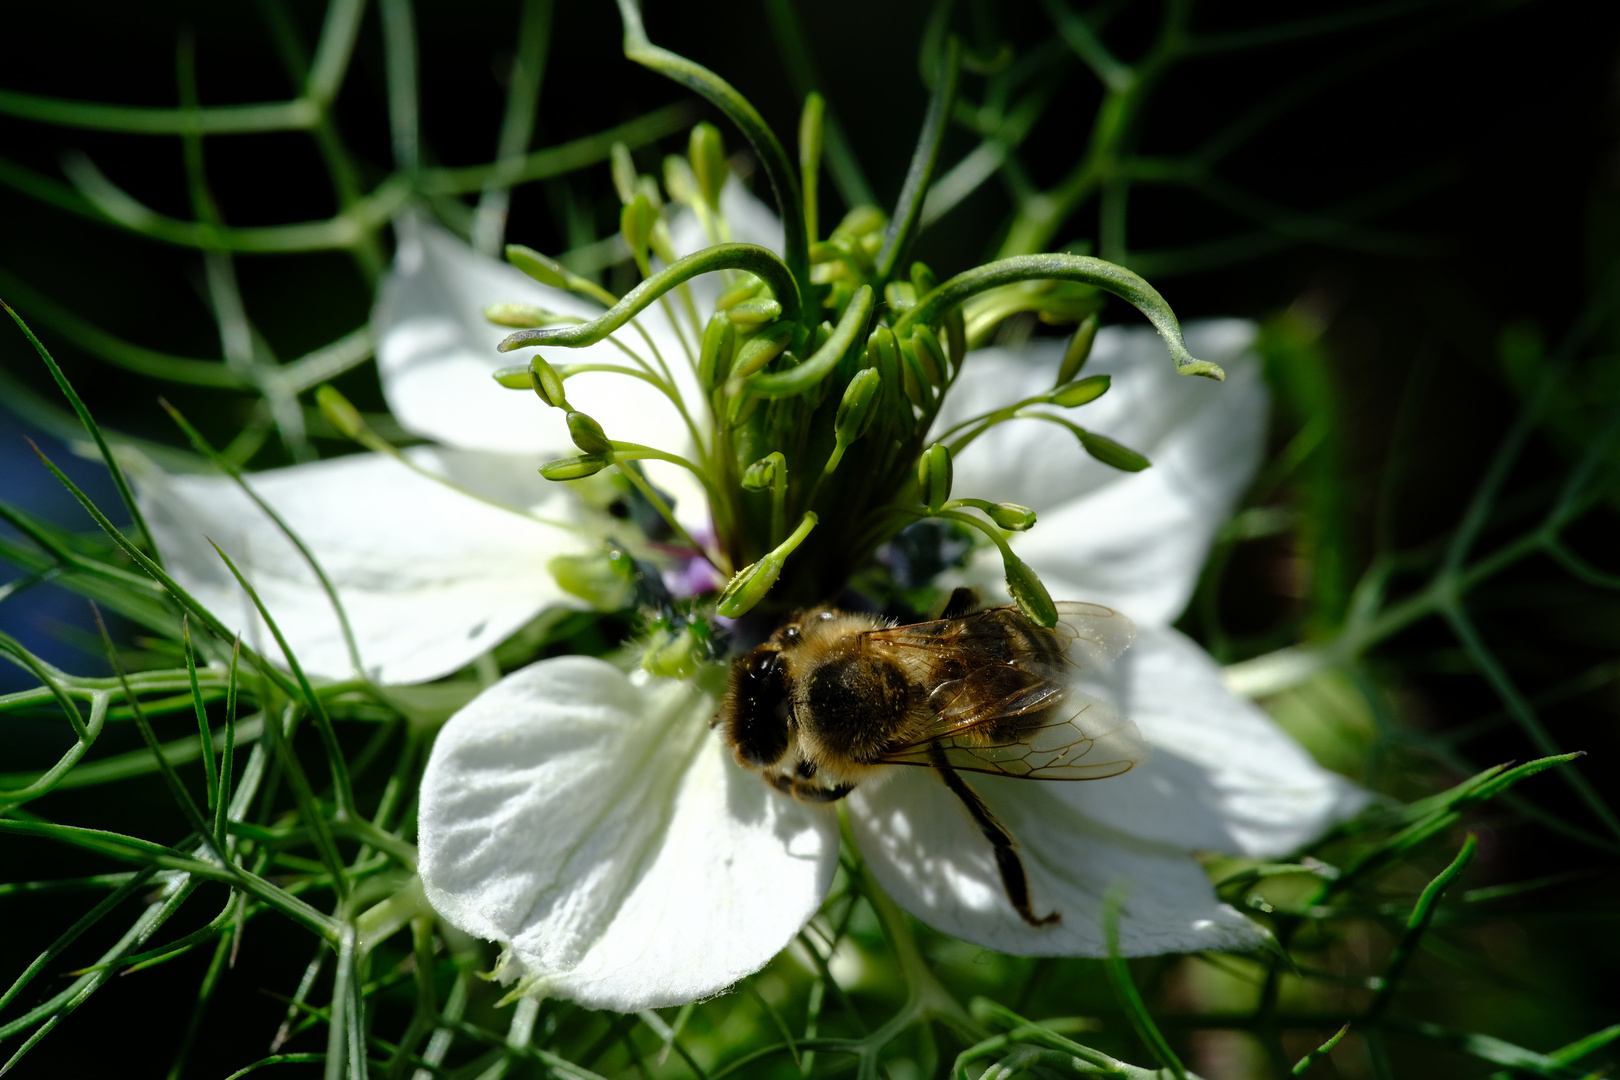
[720,644,792,769]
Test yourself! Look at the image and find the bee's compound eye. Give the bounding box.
[726,647,791,768]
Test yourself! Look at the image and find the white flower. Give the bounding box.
[136,190,1365,1013]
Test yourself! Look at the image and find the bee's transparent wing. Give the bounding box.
[884,689,1149,780]
[1051,601,1136,672]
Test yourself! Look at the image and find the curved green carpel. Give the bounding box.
[739,286,874,399]
[614,0,811,314]
[497,243,801,353]
[893,254,1223,381]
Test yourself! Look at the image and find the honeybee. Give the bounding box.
[716,589,1148,928]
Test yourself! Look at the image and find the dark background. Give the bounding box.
[2,1,1619,1076]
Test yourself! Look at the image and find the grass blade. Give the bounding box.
[2,301,159,564]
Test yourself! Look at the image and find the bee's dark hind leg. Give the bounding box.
[931,751,1059,928]
[937,586,980,620]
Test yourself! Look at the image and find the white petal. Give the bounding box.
[849,768,1264,957]
[1056,626,1369,858]
[133,447,586,684]
[418,658,838,1010]
[375,215,698,461]
[940,321,1268,625]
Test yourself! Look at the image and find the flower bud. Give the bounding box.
[530,356,569,409]
[834,368,882,441]
[715,275,764,312]
[505,244,569,289]
[1056,313,1100,386]
[620,193,656,266]
[1078,429,1150,472]
[540,454,610,481]
[315,385,366,440]
[726,297,783,327]
[610,142,638,205]
[1004,553,1059,628]
[731,322,794,379]
[565,411,611,455]
[1050,373,1110,408]
[484,303,561,329]
[986,503,1037,531]
[909,326,947,385]
[699,314,736,391]
[689,123,727,212]
[917,443,953,513]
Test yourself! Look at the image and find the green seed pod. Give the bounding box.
[1050,373,1111,408]
[641,623,706,678]
[884,280,917,314]
[540,454,610,481]
[731,322,795,379]
[715,275,765,312]
[505,244,569,289]
[726,297,783,327]
[896,337,929,408]
[917,443,953,513]
[867,325,903,414]
[548,549,634,611]
[484,303,561,329]
[566,411,612,455]
[689,122,728,212]
[909,325,947,385]
[716,512,817,618]
[530,356,569,409]
[741,453,781,491]
[610,142,638,205]
[492,365,532,389]
[716,556,782,619]
[834,367,882,440]
[986,503,1037,531]
[620,193,656,266]
[1078,428,1151,472]
[699,315,736,391]
[1004,554,1059,628]
[315,385,366,440]
[1056,312,1100,386]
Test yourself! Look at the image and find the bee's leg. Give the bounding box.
[937,586,980,620]
[931,756,1060,928]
